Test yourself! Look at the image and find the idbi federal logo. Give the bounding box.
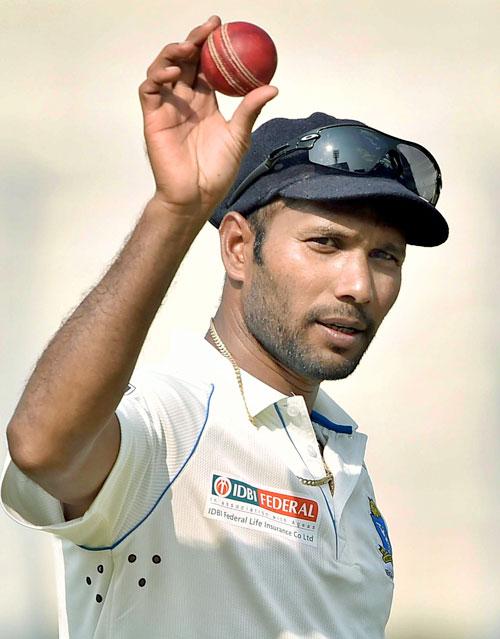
[205,473,320,546]
[211,474,318,520]
[213,476,232,498]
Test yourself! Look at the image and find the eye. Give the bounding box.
[308,237,339,248]
[371,249,400,264]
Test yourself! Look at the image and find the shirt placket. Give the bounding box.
[274,397,341,558]
[274,397,330,479]
[321,429,367,525]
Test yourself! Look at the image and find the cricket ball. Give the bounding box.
[200,21,278,97]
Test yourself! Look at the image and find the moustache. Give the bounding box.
[305,306,376,335]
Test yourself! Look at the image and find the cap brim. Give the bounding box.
[214,164,448,247]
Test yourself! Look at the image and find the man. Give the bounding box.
[1,15,448,639]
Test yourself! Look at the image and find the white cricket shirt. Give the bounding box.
[1,333,394,638]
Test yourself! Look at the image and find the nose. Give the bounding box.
[333,250,374,305]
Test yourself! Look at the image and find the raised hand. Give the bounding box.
[138,16,278,219]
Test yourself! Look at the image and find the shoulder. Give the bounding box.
[119,365,215,434]
[131,366,214,401]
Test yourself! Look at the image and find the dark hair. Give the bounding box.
[246,198,284,265]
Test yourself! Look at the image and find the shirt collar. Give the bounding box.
[240,368,288,417]
[165,331,357,432]
[166,332,287,412]
[311,387,358,433]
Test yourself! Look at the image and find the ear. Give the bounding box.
[219,212,254,284]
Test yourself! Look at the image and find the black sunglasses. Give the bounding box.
[227,124,442,207]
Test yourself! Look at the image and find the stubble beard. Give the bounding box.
[242,264,377,382]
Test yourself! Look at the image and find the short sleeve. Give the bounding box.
[1,368,213,549]
[1,373,163,548]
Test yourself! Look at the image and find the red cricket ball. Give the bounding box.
[200,21,278,97]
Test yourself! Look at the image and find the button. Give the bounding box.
[307,445,318,458]
[287,405,299,417]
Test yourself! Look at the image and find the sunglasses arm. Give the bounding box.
[226,136,320,208]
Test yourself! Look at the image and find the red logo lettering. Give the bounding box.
[257,489,318,521]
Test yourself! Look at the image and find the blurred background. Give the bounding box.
[1,1,498,637]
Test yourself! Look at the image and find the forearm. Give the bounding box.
[6,197,204,471]
[5,15,276,507]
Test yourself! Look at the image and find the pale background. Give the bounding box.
[1,1,498,637]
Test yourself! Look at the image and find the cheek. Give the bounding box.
[273,242,325,294]
[373,270,402,316]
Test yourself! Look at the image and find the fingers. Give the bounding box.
[148,16,220,86]
[145,40,196,83]
[176,16,221,89]
[229,85,279,142]
[149,15,219,71]
[139,17,221,109]
[140,65,181,93]
[139,41,197,111]
[185,15,221,46]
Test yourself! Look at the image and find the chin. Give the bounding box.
[292,354,362,382]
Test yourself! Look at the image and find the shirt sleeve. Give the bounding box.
[1,369,170,549]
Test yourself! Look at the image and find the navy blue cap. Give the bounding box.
[209,112,449,247]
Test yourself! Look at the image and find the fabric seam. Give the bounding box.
[78,383,215,551]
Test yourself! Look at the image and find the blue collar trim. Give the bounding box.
[310,410,353,435]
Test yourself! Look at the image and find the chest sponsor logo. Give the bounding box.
[205,474,320,546]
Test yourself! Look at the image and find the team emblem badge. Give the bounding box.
[369,498,393,577]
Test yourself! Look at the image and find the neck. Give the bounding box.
[205,308,320,413]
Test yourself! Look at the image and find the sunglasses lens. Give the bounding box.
[308,126,439,204]
[395,143,439,204]
[309,127,389,172]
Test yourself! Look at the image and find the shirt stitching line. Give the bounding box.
[78,383,215,551]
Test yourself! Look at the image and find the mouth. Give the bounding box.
[313,318,367,350]
[316,319,366,335]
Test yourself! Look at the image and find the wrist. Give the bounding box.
[142,196,209,243]
[149,192,216,222]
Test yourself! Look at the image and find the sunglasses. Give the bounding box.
[227,124,442,208]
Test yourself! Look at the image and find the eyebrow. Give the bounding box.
[303,223,355,239]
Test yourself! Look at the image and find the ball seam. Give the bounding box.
[207,31,247,95]
[220,24,263,90]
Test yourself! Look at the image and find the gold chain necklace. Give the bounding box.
[209,318,257,427]
[208,319,334,493]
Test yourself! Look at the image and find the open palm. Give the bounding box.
[139,16,278,217]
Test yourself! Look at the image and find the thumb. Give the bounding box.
[229,85,279,142]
